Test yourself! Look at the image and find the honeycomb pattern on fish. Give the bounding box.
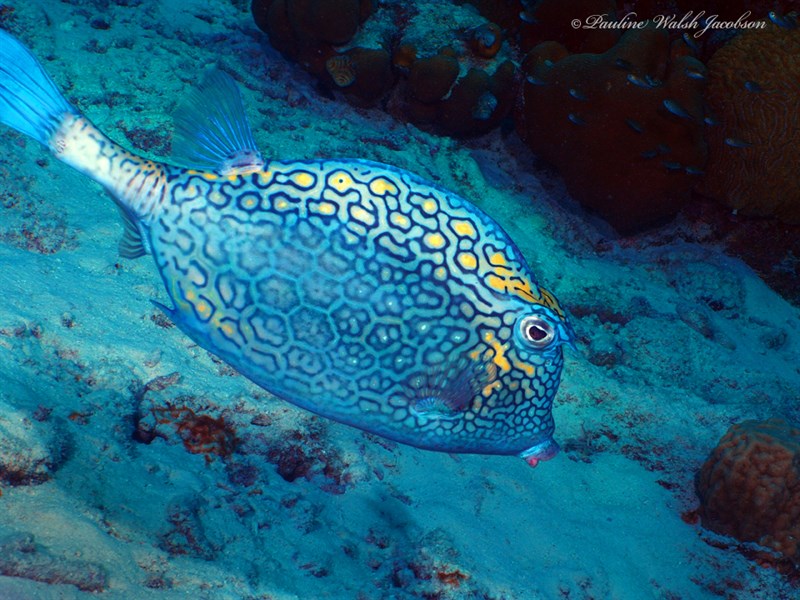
[150,159,567,454]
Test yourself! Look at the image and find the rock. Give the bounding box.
[0,401,70,486]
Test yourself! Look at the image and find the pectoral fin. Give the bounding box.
[117,205,148,259]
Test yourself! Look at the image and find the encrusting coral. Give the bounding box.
[695,418,800,577]
[251,0,390,104]
[252,0,516,133]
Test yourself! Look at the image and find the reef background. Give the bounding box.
[0,0,798,598]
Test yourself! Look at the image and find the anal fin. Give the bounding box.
[150,299,177,322]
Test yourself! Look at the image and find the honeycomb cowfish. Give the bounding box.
[0,31,574,467]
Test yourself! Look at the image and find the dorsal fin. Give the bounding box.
[171,70,265,175]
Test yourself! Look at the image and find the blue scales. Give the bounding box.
[0,30,574,467]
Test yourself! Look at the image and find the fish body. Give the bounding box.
[0,31,574,465]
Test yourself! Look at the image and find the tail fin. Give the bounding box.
[0,29,75,146]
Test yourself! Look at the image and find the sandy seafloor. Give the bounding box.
[0,0,798,598]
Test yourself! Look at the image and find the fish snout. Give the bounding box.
[519,437,560,468]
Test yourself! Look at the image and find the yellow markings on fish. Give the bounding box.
[310,201,337,215]
[433,266,448,281]
[539,286,566,318]
[511,356,536,377]
[488,252,517,278]
[452,220,476,237]
[369,177,398,196]
[195,300,211,318]
[422,199,438,214]
[483,331,511,373]
[242,196,257,209]
[185,289,197,301]
[482,380,501,397]
[457,252,478,270]
[221,322,235,336]
[390,212,411,229]
[486,274,506,293]
[510,280,538,303]
[292,171,315,188]
[350,205,375,226]
[329,171,355,193]
[187,169,218,181]
[423,232,445,250]
[485,271,540,304]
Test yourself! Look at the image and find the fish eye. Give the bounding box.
[519,315,555,349]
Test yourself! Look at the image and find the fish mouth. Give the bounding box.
[518,437,560,468]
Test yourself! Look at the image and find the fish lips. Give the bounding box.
[518,437,560,468]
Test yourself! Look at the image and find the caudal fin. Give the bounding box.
[0,29,74,146]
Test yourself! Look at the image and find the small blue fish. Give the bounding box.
[725,137,753,148]
[568,88,587,102]
[641,149,659,159]
[625,118,643,133]
[662,161,682,171]
[662,99,693,120]
[684,67,706,81]
[525,74,547,86]
[704,115,719,127]
[568,113,586,126]
[744,81,763,93]
[645,75,662,87]
[769,11,797,29]
[682,33,700,54]
[685,166,705,176]
[0,31,574,467]
[614,58,632,71]
[627,73,653,89]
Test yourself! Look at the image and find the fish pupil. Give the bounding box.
[527,324,548,342]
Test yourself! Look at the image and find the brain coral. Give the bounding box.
[701,23,800,223]
[695,418,800,574]
[516,26,707,233]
